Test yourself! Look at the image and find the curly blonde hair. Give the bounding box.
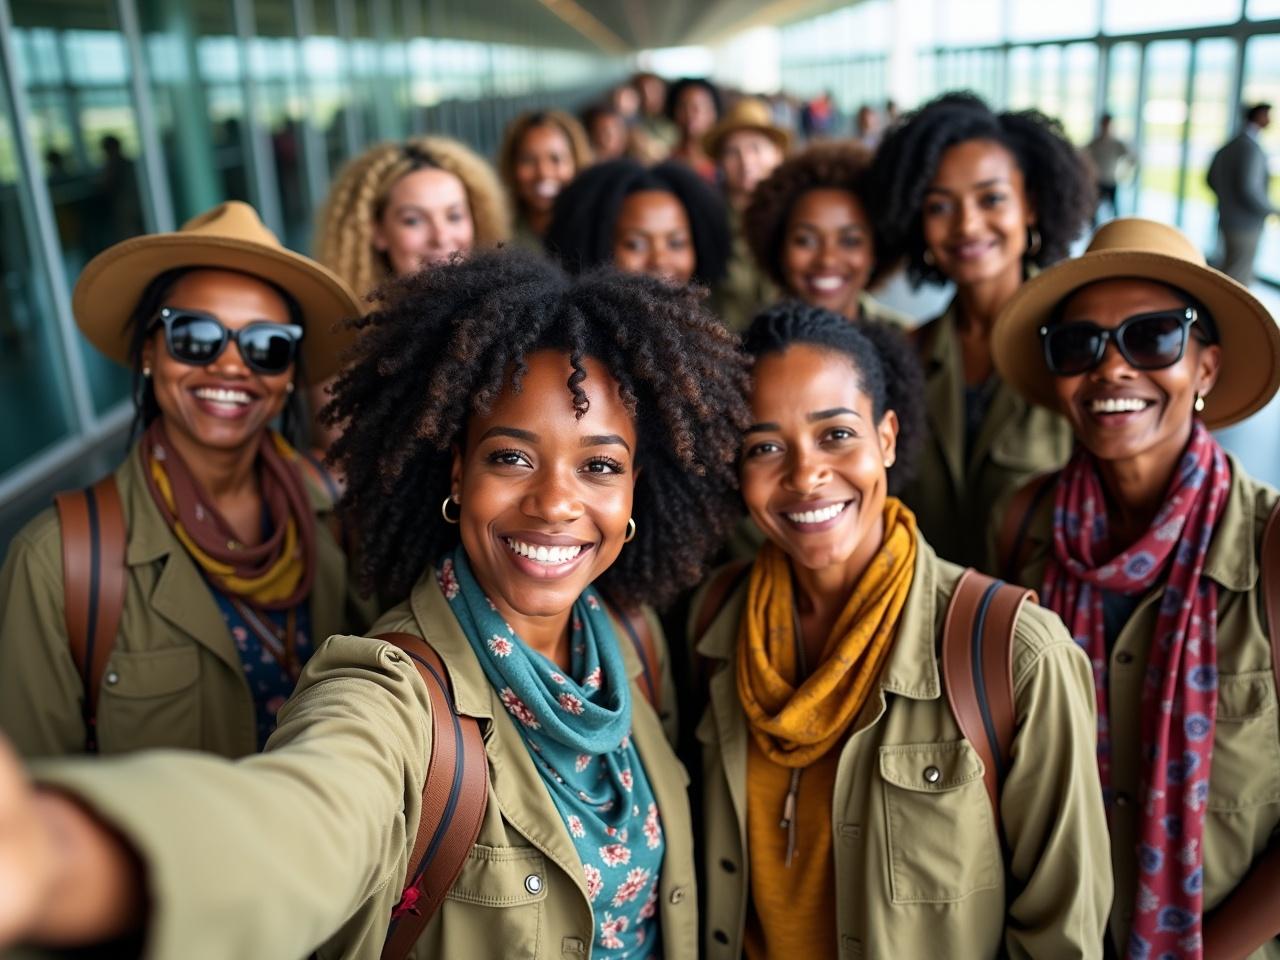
[497,111,593,218]
[314,136,511,299]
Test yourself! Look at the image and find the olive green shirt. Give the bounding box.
[712,206,776,333]
[998,457,1280,959]
[28,573,696,959]
[691,538,1112,959]
[900,300,1072,572]
[0,443,368,759]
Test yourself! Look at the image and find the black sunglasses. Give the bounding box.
[148,307,303,376]
[1039,307,1206,377]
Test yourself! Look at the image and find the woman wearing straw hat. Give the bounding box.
[991,217,1280,960]
[704,97,789,332]
[0,201,369,759]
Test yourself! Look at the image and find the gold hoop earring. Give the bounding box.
[624,517,636,543]
[922,249,936,268]
[1026,226,1042,258]
[142,365,152,378]
[285,381,295,394]
[1194,393,1206,413]
[441,494,461,524]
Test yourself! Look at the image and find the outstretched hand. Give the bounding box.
[0,734,60,946]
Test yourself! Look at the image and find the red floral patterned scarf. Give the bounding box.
[1042,421,1230,960]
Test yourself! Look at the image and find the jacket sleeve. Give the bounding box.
[29,634,432,960]
[0,513,89,757]
[1241,143,1277,218]
[1000,609,1112,960]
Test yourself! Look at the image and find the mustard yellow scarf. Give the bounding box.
[737,498,917,767]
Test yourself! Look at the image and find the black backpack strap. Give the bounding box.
[54,475,127,754]
[378,632,489,960]
[997,471,1058,584]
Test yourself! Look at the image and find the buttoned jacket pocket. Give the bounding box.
[1207,670,1280,811]
[97,645,201,751]
[880,740,1000,904]
[427,844,548,959]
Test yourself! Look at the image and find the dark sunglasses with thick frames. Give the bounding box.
[147,307,303,376]
[1039,307,1211,377]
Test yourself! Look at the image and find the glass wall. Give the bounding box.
[0,0,622,499]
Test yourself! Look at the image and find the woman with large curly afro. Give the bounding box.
[867,92,1094,569]
[0,249,752,960]
[544,158,731,290]
[744,142,911,328]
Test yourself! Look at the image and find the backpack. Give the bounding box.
[54,473,662,959]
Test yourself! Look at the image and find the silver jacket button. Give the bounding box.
[923,765,941,784]
[524,874,542,895]
[104,671,120,686]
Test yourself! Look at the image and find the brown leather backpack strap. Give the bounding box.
[54,476,127,754]
[941,569,1034,830]
[609,604,661,712]
[377,632,489,960]
[1201,500,1280,960]
[997,471,1058,584]
[693,560,752,644]
[295,447,346,549]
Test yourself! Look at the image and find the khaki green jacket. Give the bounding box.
[691,539,1112,959]
[900,301,1072,571]
[712,207,776,333]
[30,573,695,960]
[0,443,366,759]
[999,457,1280,959]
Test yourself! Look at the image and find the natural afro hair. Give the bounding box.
[869,91,1094,288]
[665,77,723,123]
[743,300,925,494]
[314,136,510,299]
[544,159,732,286]
[742,141,880,290]
[324,248,752,608]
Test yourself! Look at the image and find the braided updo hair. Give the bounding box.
[743,300,925,493]
[325,248,752,608]
[314,136,511,299]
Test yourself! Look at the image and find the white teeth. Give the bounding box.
[809,275,845,292]
[534,180,560,199]
[785,502,848,525]
[504,539,584,565]
[1090,397,1150,414]
[194,387,252,405]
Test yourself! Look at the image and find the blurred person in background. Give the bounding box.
[705,97,791,331]
[1207,102,1279,286]
[311,136,510,448]
[666,77,722,184]
[633,71,677,152]
[1083,113,1133,225]
[499,110,593,250]
[582,103,631,163]
[545,158,731,291]
[800,90,838,141]
[854,104,882,151]
[745,142,909,330]
[870,92,1095,570]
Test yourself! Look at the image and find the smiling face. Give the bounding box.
[449,350,638,623]
[612,189,697,285]
[514,123,577,217]
[781,188,875,320]
[921,139,1034,290]
[374,166,476,275]
[741,344,898,574]
[720,129,783,202]
[1049,278,1220,467]
[675,85,717,139]
[142,268,295,456]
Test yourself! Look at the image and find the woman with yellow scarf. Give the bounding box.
[692,300,1112,959]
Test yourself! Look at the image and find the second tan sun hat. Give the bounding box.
[992,217,1280,430]
[73,201,363,383]
[703,97,792,160]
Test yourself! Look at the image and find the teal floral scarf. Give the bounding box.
[439,547,665,957]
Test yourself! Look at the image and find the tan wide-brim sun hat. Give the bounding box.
[73,201,363,383]
[703,97,792,160]
[992,217,1280,430]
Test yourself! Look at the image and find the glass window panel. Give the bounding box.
[1037,45,1064,121]
[1105,43,1142,215]
[936,0,1002,48]
[1248,0,1280,17]
[1104,0,1238,35]
[1181,39,1237,253]
[1060,43,1099,145]
[10,1,147,415]
[1135,41,1191,227]
[249,34,314,251]
[1243,35,1280,281]
[1009,0,1098,42]
[0,80,77,476]
[1008,47,1037,111]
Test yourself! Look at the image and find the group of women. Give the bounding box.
[0,87,1278,960]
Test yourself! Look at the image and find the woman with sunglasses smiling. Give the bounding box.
[992,218,1280,960]
[0,250,748,959]
[693,301,1109,959]
[0,202,368,759]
